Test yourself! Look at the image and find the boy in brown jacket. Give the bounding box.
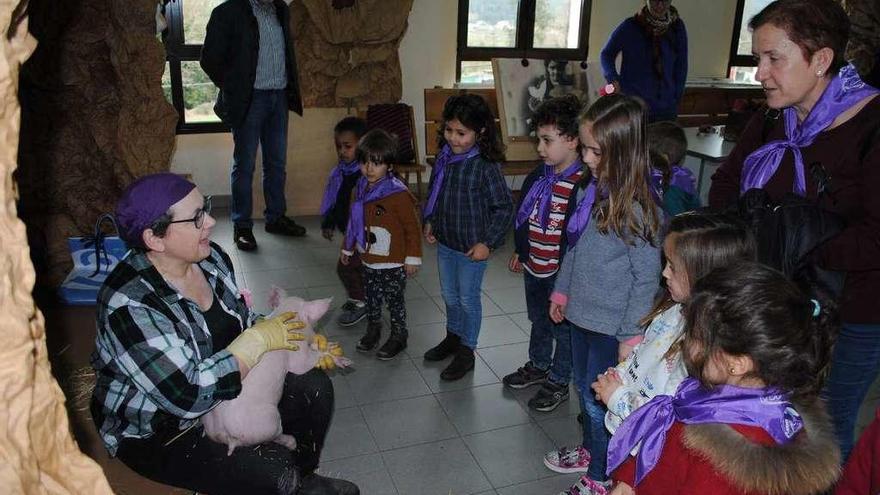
[340,130,422,359]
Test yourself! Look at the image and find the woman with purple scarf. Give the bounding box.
[605,262,840,495]
[709,0,880,461]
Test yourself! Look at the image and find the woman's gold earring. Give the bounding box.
[728,367,736,374]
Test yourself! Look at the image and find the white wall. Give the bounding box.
[399,0,459,165]
[171,0,737,214]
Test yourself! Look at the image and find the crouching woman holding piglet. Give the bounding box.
[90,174,358,495]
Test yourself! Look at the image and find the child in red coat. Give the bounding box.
[605,261,841,495]
[835,408,880,495]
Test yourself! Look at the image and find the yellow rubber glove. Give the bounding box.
[312,334,347,371]
[226,311,306,369]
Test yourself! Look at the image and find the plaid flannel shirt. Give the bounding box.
[91,242,256,456]
[426,154,514,252]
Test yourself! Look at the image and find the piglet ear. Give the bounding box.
[268,286,287,310]
[299,298,332,323]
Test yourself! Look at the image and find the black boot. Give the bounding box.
[376,337,407,360]
[356,321,382,352]
[423,331,460,361]
[440,344,475,381]
[298,472,359,495]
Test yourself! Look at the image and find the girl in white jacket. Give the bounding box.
[595,212,757,432]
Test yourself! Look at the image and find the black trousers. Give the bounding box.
[111,369,334,495]
[364,266,408,339]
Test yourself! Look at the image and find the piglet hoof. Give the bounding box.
[274,434,297,451]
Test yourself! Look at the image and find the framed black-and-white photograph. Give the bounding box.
[493,58,604,140]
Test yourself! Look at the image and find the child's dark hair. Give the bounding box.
[580,94,660,245]
[683,261,839,401]
[356,129,398,167]
[530,94,582,139]
[334,116,368,138]
[647,121,687,190]
[437,94,505,162]
[640,211,757,326]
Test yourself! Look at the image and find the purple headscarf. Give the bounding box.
[423,144,481,218]
[320,160,361,216]
[606,377,804,485]
[515,160,583,229]
[115,173,196,248]
[741,64,879,195]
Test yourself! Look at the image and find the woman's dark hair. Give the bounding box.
[682,260,839,401]
[356,129,398,166]
[530,94,582,139]
[641,211,757,326]
[334,116,368,138]
[437,93,506,162]
[749,0,850,74]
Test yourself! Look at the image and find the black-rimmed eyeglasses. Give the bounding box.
[164,195,213,230]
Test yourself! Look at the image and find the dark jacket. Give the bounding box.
[320,171,361,233]
[600,17,688,120]
[709,97,880,323]
[200,0,303,128]
[513,164,588,263]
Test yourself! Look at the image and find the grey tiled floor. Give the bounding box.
[214,211,582,495]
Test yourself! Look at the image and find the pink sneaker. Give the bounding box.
[543,445,591,473]
[558,475,610,495]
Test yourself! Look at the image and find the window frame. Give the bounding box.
[456,0,592,82]
[162,0,229,135]
[727,0,757,71]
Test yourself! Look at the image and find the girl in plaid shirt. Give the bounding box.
[422,94,514,381]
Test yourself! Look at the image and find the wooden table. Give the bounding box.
[684,126,737,197]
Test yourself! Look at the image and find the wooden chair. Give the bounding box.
[364,103,428,201]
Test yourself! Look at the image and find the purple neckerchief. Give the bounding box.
[423,144,481,218]
[649,165,697,204]
[516,160,583,229]
[344,175,408,251]
[565,176,598,246]
[320,160,361,216]
[741,64,879,196]
[606,377,804,486]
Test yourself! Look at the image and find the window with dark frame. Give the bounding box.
[726,0,774,84]
[161,0,229,134]
[457,0,591,85]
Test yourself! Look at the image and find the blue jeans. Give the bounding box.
[230,89,289,228]
[823,322,880,461]
[437,243,488,349]
[524,271,572,385]
[570,324,618,481]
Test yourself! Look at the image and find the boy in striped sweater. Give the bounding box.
[504,95,587,412]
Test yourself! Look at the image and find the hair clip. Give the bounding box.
[810,299,821,317]
[599,83,616,97]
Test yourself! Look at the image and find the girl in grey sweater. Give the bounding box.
[543,94,662,484]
